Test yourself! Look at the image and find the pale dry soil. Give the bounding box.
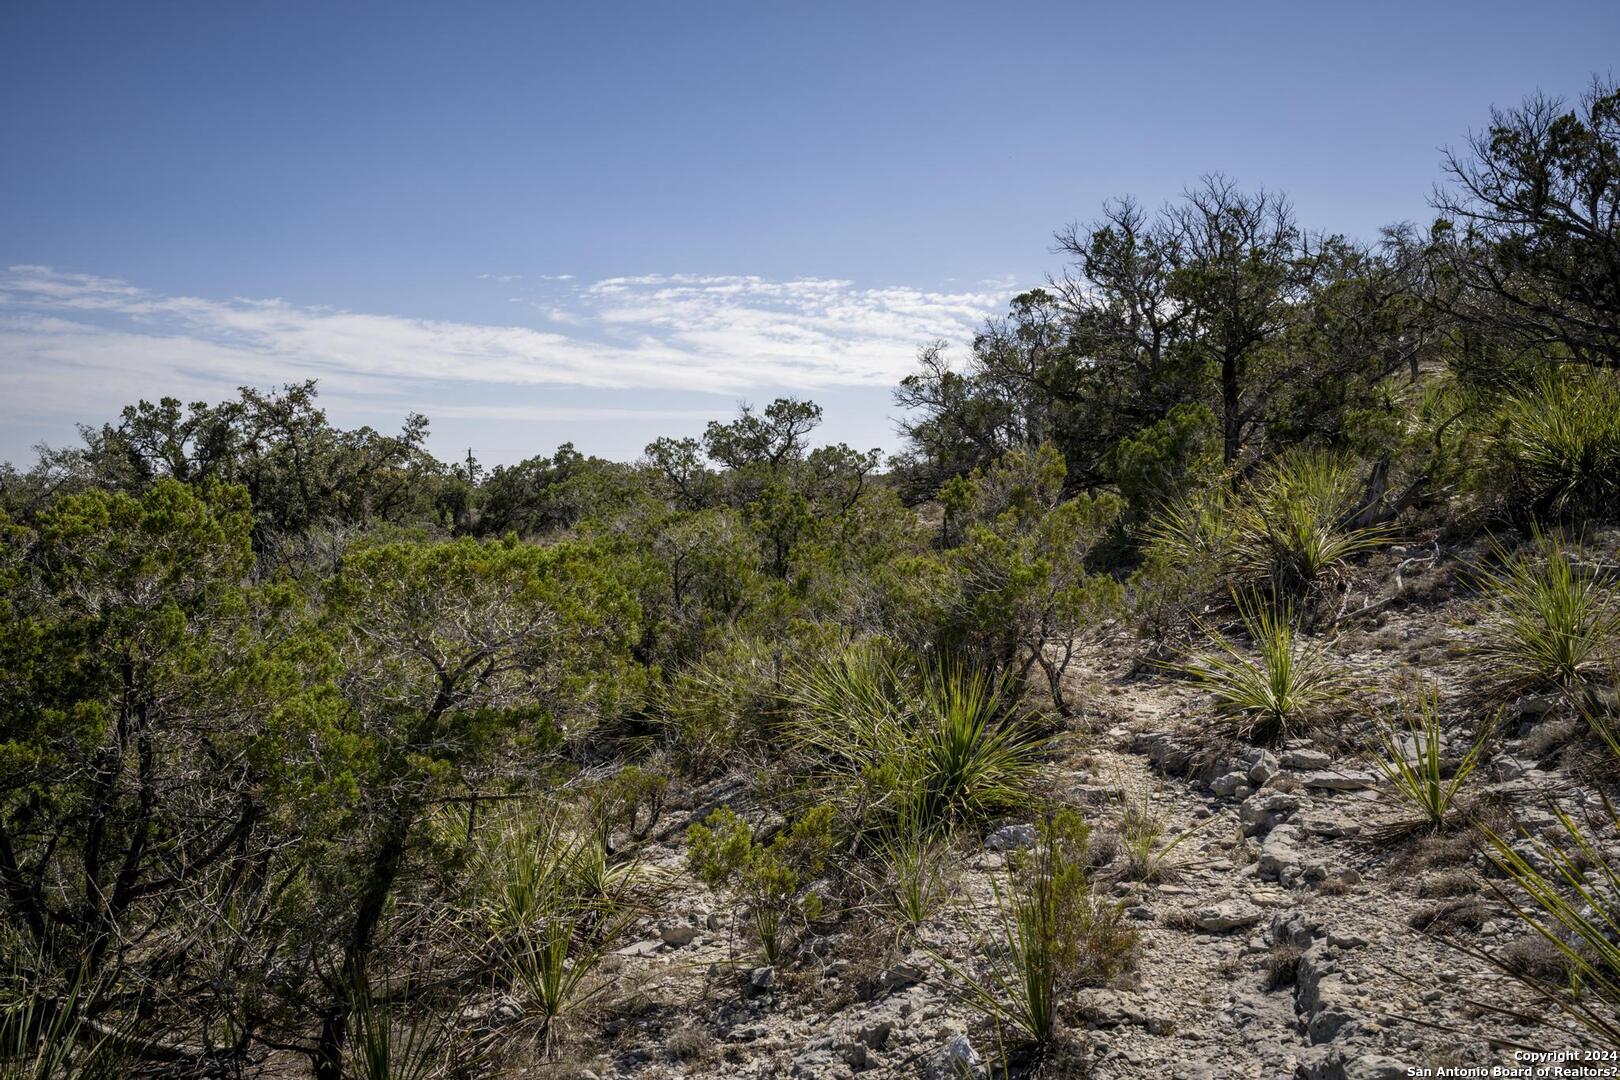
[525,544,1619,1079]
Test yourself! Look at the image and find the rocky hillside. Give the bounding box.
[505,530,1620,1080]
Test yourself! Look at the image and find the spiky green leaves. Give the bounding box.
[784,648,1046,836]
[1175,591,1350,743]
[1491,371,1620,524]
[1372,685,1487,831]
[1473,530,1620,695]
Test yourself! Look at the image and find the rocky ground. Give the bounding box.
[523,537,1620,1080]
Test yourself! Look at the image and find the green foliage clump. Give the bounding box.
[1473,531,1620,695]
[942,444,1123,712]
[786,646,1046,836]
[931,809,1136,1046]
[1227,449,1393,594]
[1111,403,1222,529]
[474,807,644,1053]
[870,806,958,934]
[589,763,671,846]
[0,966,131,1080]
[1488,370,1620,523]
[1175,591,1349,743]
[1371,685,1487,833]
[686,805,836,965]
[654,635,783,774]
[342,977,458,1080]
[1475,709,1620,1049]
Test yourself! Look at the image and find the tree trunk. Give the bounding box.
[312,806,414,1080]
[1221,351,1241,466]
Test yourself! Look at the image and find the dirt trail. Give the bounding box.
[584,627,1586,1079]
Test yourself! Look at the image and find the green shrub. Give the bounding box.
[1228,449,1392,594]
[1116,787,1207,882]
[589,763,671,846]
[686,805,836,965]
[1491,370,1620,523]
[870,804,958,934]
[930,810,1136,1046]
[474,808,644,1052]
[1142,449,1390,605]
[1112,403,1222,529]
[1175,591,1349,743]
[0,969,129,1080]
[1372,685,1487,833]
[343,977,457,1080]
[786,648,1045,835]
[1476,767,1620,1046]
[1473,531,1620,694]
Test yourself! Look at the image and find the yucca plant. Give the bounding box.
[786,647,1045,836]
[910,664,1045,831]
[343,977,453,1080]
[783,641,910,783]
[1228,449,1393,595]
[0,969,127,1080]
[870,802,957,935]
[475,808,643,1054]
[1474,531,1620,695]
[1115,786,1208,882]
[929,810,1136,1047]
[1142,486,1238,576]
[1493,369,1620,523]
[1472,779,1620,1044]
[1371,685,1487,835]
[1175,590,1349,743]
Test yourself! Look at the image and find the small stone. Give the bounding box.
[615,939,663,957]
[1300,769,1377,792]
[1247,750,1280,784]
[1193,900,1264,932]
[658,920,701,947]
[984,823,1037,851]
[880,962,927,990]
[1281,748,1332,771]
[857,1021,894,1050]
[927,1033,985,1080]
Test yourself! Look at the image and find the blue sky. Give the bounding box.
[2,1,1616,466]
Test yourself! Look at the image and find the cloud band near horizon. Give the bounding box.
[0,264,1011,464]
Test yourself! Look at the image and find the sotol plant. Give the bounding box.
[1371,685,1488,835]
[1471,713,1620,1047]
[1473,530,1620,695]
[1228,449,1394,595]
[0,972,128,1080]
[474,808,644,1054]
[1176,591,1350,743]
[342,976,456,1080]
[930,810,1137,1047]
[786,646,1045,836]
[1145,450,1391,599]
[1492,370,1620,524]
[869,802,957,935]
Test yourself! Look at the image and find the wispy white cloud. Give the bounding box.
[0,265,1012,461]
[1,265,1004,391]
